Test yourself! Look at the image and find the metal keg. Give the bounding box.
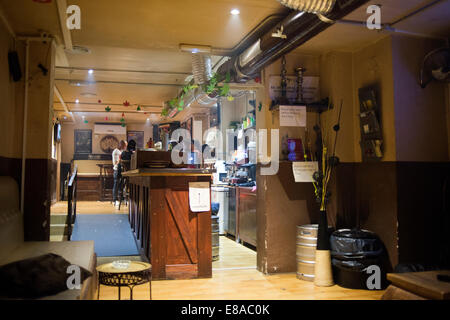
[296,224,318,281]
[212,215,220,261]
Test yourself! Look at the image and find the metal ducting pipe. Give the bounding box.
[217,0,370,82]
[277,0,336,14]
[190,54,219,105]
[192,54,213,84]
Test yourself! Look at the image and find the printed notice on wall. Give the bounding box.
[292,161,319,183]
[189,182,211,212]
[279,105,307,127]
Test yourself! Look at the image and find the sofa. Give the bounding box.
[0,176,97,300]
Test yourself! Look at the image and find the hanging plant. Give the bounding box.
[137,105,141,111]
[105,106,111,112]
[161,72,233,116]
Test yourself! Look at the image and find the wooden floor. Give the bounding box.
[51,201,128,214]
[52,202,383,300]
[98,269,385,300]
[212,236,256,270]
[97,238,383,300]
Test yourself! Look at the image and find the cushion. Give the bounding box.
[0,253,92,299]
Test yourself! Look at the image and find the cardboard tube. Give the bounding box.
[314,249,334,287]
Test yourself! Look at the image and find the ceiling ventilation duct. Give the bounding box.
[277,0,336,22]
[167,0,368,115]
[192,55,213,84]
[217,0,370,82]
[191,54,218,106]
[277,0,336,14]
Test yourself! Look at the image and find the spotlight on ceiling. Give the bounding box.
[179,44,212,54]
[230,8,240,15]
[75,99,79,104]
[88,69,94,74]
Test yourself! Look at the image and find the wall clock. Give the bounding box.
[100,135,119,154]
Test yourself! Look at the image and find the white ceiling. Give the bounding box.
[1,0,449,124]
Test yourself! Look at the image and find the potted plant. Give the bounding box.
[312,100,343,287]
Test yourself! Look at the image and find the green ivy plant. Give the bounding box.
[161,72,234,117]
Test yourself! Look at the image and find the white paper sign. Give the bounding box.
[292,161,319,182]
[189,182,211,212]
[280,105,307,127]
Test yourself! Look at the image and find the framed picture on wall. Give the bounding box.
[74,129,92,154]
[127,131,144,148]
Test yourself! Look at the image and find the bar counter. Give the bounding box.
[122,168,214,280]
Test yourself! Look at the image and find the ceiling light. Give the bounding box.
[230,9,240,15]
[88,69,94,74]
[179,44,212,54]
[75,99,79,104]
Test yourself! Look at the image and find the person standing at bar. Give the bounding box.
[112,140,127,207]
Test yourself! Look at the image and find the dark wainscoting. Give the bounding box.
[24,158,52,241]
[0,156,22,185]
[332,161,450,270]
[256,161,450,274]
[396,162,450,268]
[0,156,51,241]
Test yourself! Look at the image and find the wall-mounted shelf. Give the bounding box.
[270,98,332,113]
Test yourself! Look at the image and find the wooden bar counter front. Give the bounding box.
[122,168,213,280]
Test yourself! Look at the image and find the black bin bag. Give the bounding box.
[330,229,388,290]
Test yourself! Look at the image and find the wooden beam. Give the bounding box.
[55,0,73,51]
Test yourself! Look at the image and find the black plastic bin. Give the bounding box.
[331,229,387,290]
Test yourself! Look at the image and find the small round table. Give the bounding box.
[96,261,152,300]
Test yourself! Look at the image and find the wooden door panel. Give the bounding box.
[166,208,193,264]
[165,189,198,264]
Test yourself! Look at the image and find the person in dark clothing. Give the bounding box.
[112,140,127,207]
[121,140,136,161]
[120,139,136,173]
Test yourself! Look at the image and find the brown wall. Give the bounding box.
[392,35,449,162]
[257,34,450,273]
[352,36,397,162]
[0,22,24,161]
